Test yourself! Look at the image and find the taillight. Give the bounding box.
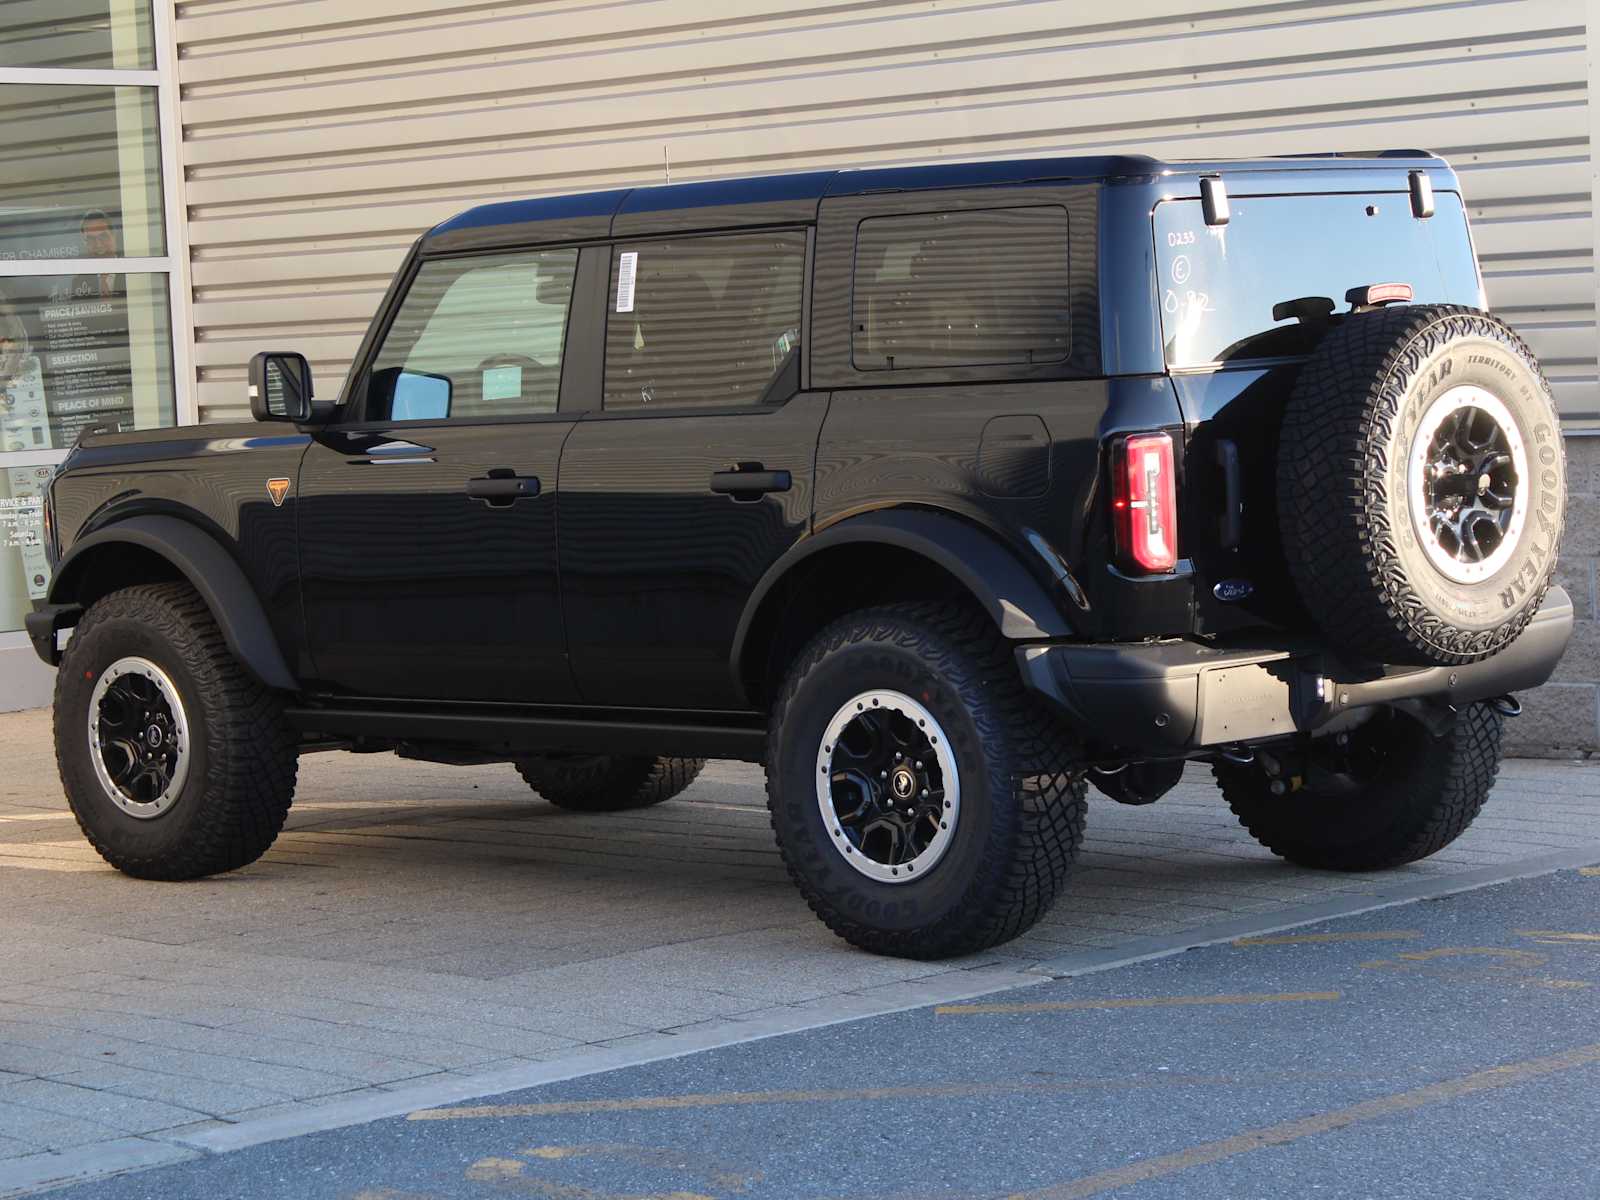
[1112,432,1178,573]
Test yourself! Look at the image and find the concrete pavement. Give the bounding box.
[0,704,1598,1193]
[44,867,1600,1200]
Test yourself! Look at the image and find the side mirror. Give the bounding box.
[389,370,453,422]
[248,352,314,422]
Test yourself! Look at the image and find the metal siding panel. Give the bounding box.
[175,0,1595,422]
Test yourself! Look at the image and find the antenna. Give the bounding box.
[663,145,671,185]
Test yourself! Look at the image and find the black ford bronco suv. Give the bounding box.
[28,152,1573,959]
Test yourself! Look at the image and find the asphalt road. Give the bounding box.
[51,867,1600,1200]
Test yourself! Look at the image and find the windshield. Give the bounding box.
[1154,190,1482,367]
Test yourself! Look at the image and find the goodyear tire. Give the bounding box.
[54,582,299,880]
[765,601,1085,959]
[514,755,704,811]
[1279,305,1565,665]
[1214,703,1502,871]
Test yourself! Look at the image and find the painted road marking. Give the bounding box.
[463,1157,524,1181]
[407,1071,1364,1122]
[1580,867,1600,876]
[465,1144,753,1194]
[1517,929,1600,943]
[936,992,1340,1016]
[1361,947,1547,969]
[1010,1041,1600,1199]
[1233,930,1421,946]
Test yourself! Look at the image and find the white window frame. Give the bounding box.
[0,1,194,427]
[0,2,191,676]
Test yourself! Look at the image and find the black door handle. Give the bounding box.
[710,468,791,498]
[466,473,540,506]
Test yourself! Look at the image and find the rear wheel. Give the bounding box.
[766,601,1085,959]
[513,754,705,811]
[1213,703,1503,871]
[54,582,299,880]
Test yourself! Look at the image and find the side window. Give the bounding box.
[365,247,577,421]
[604,230,805,411]
[852,206,1071,371]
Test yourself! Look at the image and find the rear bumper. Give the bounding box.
[1018,586,1574,755]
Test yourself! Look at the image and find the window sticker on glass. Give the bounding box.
[481,365,522,402]
[616,251,638,313]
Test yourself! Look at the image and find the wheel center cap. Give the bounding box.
[890,767,917,801]
[146,725,164,747]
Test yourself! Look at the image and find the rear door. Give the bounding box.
[558,228,823,709]
[296,244,589,702]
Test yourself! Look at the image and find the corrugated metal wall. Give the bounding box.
[171,0,1594,423]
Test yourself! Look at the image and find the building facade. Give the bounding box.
[2,0,1597,752]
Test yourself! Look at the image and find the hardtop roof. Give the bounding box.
[421,150,1447,249]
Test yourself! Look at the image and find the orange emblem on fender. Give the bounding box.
[266,478,291,507]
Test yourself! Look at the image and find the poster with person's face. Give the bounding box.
[0,272,133,449]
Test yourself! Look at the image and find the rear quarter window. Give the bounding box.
[851,206,1071,371]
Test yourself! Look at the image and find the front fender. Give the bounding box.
[47,515,299,692]
[732,509,1075,680]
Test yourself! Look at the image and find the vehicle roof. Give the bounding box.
[421,151,1449,252]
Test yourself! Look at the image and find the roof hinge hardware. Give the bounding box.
[1409,169,1435,218]
[1200,176,1230,226]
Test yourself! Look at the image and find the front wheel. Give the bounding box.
[766,602,1085,959]
[54,582,299,880]
[1213,703,1503,871]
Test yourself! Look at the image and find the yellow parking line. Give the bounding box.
[1234,931,1421,946]
[1578,867,1600,876]
[1011,1041,1600,1199]
[1516,930,1600,943]
[409,1070,1346,1122]
[936,991,1340,1016]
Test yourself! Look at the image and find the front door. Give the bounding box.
[559,228,822,710]
[297,244,584,703]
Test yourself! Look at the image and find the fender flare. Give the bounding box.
[731,508,1074,681]
[48,514,300,692]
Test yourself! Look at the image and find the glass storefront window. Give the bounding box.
[0,84,165,261]
[0,273,173,634]
[1,272,174,448]
[1,2,171,663]
[0,0,154,70]
[0,463,52,636]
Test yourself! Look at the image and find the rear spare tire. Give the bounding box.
[1278,304,1564,665]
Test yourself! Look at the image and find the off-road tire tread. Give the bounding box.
[1213,703,1502,871]
[1278,305,1563,665]
[767,601,1085,959]
[56,582,298,880]
[515,755,706,811]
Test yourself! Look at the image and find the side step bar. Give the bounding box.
[283,704,767,762]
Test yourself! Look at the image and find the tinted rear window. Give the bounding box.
[1154,191,1481,367]
[852,206,1071,370]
